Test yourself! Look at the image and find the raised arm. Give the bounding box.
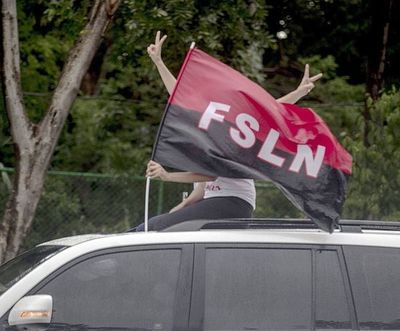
[146,160,216,183]
[147,31,176,95]
[277,64,323,104]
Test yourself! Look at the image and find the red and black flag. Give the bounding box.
[152,48,352,232]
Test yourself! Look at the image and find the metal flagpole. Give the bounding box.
[144,176,150,232]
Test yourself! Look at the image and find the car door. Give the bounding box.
[1,244,193,331]
[189,243,356,331]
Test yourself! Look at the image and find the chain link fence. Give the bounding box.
[0,168,301,249]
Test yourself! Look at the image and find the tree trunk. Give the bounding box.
[364,0,392,145]
[0,0,120,263]
[80,39,110,95]
[366,0,392,100]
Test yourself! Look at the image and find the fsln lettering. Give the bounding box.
[199,101,326,178]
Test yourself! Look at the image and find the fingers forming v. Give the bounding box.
[159,35,167,47]
[155,30,160,44]
[309,73,323,82]
[304,64,310,80]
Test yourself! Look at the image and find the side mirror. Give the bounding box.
[8,295,53,326]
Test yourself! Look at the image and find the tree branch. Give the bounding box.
[1,0,31,148]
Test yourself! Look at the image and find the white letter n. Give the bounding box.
[289,145,326,178]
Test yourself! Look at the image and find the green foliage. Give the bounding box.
[53,98,153,175]
[299,55,338,80]
[254,183,303,218]
[306,76,364,140]
[16,1,88,122]
[343,89,400,220]
[41,0,91,29]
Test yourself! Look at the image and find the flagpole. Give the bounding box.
[144,176,150,232]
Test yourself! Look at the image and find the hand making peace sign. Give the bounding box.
[147,30,167,64]
[296,64,323,98]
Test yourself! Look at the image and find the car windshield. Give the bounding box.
[0,245,65,296]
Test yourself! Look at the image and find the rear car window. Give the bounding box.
[201,246,352,331]
[344,246,400,330]
[0,245,65,295]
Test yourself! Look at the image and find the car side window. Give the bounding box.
[35,248,182,330]
[344,246,400,330]
[203,247,312,330]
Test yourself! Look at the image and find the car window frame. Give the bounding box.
[2,244,194,331]
[189,243,357,331]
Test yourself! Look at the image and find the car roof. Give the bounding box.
[38,218,400,249]
[38,234,111,247]
[39,218,400,247]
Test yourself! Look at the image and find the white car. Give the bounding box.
[0,219,400,331]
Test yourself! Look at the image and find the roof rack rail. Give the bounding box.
[161,218,400,232]
[162,218,317,232]
[338,220,400,232]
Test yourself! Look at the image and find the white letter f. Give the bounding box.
[199,101,231,130]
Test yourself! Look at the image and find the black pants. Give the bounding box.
[134,196,253,231]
